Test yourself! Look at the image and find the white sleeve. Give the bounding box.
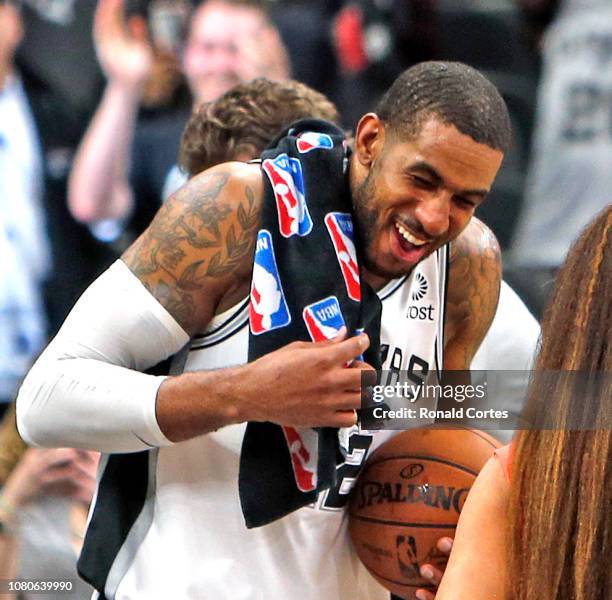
[471,280,540,371]
[16,260,190,453]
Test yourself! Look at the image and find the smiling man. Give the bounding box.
[17,63,510,599]
[350,113,502,287]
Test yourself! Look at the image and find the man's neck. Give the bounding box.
[361,267,393,292]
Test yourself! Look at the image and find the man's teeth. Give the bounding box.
[395,223,427,246]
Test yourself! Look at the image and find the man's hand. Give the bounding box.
[243,329,373,428]
[94,0,153,90]
[128,164,371,441]
[415,537,454,600]
[2,448,99,508]
[156,330,374,442]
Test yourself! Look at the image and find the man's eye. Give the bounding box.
[411,176,434,189]
[454,196,476,208]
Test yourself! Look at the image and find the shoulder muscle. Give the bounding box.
[122,162,263,335]
[444,218,501,369]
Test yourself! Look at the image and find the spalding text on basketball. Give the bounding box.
[356,480,470,514]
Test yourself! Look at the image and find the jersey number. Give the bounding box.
[316,348,429,511]
[317,428,373,511]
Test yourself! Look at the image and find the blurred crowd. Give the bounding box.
[0,0,610,597]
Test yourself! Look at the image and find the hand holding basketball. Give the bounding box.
[414,537,453,600]
[348,427,501,600]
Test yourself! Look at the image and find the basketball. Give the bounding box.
[348,427,502,599]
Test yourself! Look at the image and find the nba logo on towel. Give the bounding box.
[296,131,334,154]
[249,230,291,335]
[325,212,361,302]
[303,296,346,342]
[282,426,318,492]
[262,154,313,238]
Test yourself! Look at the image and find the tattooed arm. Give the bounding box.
[444,218,502,370]
[131,163,368,440]
[17,162,367,451]
[122,162,262,335]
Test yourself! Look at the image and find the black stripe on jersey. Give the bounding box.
[378,275,409,301]
[192,298,249,341]
[440,243,450,370]
[194,271,411,346]
[434,244,450,377]
[190,316,249,350]
[78,452,151,598]
[196,306,249,346]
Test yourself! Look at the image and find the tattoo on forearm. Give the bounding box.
[122,171,260,329]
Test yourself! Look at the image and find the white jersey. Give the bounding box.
[90,247,448,600]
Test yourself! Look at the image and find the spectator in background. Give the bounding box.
[0,0,50,420]
[1,7,101,587]
[68,0,289,244]
[509,0,612,317]
[0,406,98,599]
[4,0,119,338]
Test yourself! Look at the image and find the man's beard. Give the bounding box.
[352,170,410,281]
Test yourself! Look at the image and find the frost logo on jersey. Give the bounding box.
[262,154,313,238]
[282,426,318,492]
[411,272,428,301]
[303,296,346,342]
[296,131,334,154]
[325,212,361,301]
[408,272,434,321]
[249,230,291,335]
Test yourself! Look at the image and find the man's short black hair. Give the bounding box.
[375,61,512,153]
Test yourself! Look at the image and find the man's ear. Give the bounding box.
[354,113,385,169]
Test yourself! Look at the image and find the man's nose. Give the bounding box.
[414,192,451,238]
[205,44,237,73]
